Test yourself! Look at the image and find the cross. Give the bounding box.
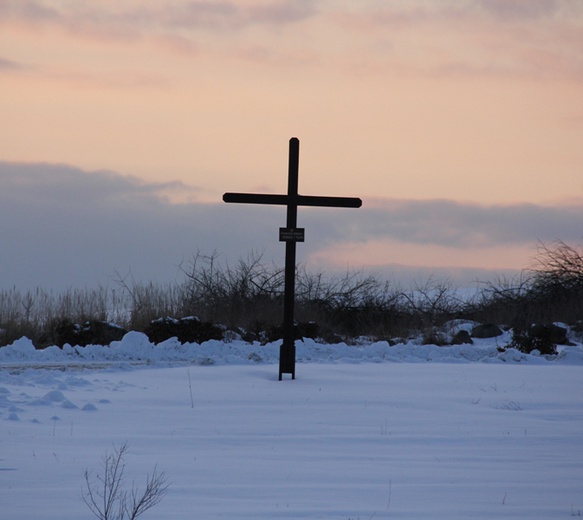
[223,137,362,380]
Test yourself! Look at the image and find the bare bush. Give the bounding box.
[3,242,583,348]
[82,442,168,520]
[297,267,388,309]
[178,252,408,341]
[467,240,583,327]
[469,273,533,327]
[401,277,466,330]
[296,268,405,340]
[527,240,583,323]
[530,240,583,293]
[179,251,285,329]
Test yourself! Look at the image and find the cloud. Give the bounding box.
[0,1,321,76]
[330,0,583,81]
[0,56,25,71]
[0,0,59,23]
[3,1,581,84]
[0,1,319,34]
[352,0,576,25]
[286,199,583,254]
[0,162,198,208]
[476,0,562,20]
[301,198,583,249]
[1,162,582,290]
[248,1,318,25]
[157,1,318,30]
[0,162,286,290]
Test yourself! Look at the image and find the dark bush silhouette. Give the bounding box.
[509,324,561,356]
[144,317,223,345]
[40,319,128,348]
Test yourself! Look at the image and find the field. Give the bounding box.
[1,334,582,519]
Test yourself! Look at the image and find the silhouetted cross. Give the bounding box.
[223,137,362,380]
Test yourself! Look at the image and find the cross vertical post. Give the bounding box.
[223,137,361,380]
[280,138,300,379]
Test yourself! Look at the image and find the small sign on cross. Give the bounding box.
[223,137,362,380]
[279,227,305,242]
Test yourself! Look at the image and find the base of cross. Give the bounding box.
[279,343,296,380]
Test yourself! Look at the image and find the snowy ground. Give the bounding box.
[1,331,583,519]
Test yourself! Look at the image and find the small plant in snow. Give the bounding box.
[82,442,168,520]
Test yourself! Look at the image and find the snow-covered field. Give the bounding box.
[1,331,583,519]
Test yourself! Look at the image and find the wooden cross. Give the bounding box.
[223,137,362,380]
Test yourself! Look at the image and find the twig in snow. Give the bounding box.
[187,370,194,408]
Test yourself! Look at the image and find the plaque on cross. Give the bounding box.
[223,137,362,380]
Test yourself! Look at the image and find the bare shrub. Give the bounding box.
[177,251,285,336]
[3,242,583,347]
[296,268,405,340]
[401,277,466,331]
[177,252,409,341]
[82,442,168,520]
[468,273,533,328]
[467,240,583,328]
[530,240,583,292]
[527,240,583,323]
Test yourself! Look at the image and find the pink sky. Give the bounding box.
[1,1,582,286]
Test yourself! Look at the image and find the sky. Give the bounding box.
[1,0,582,291]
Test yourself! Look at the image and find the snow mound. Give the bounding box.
[1,332,582,368]
[556,346,583,365]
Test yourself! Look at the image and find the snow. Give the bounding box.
[1,333,582,519]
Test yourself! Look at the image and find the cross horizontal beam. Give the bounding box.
[223,192,362,208]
